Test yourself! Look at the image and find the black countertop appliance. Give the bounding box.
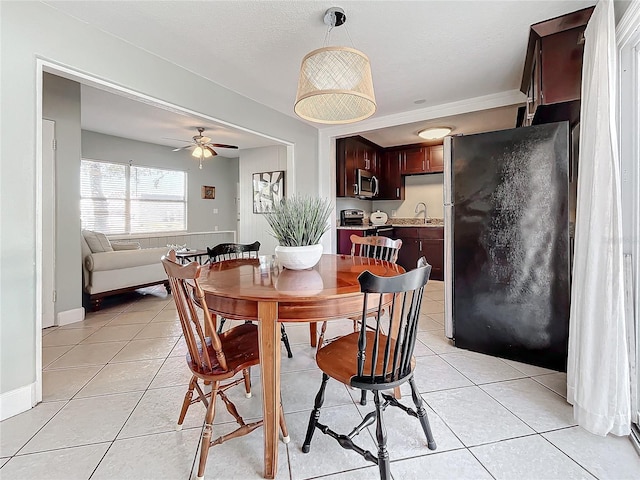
[340,209,364,226]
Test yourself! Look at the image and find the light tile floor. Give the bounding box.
[2,281,639,479]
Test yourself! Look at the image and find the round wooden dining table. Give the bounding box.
[197,253,403,479]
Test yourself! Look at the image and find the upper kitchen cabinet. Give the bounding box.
[378,150,404,200]
[336,136,380,197]
[401,146,427,174]
[520,6,594,127]
[399,144,444,175]
[428,144,444,173]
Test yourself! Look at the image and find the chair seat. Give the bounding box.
[316,331,414,387]
[187,323,260,379]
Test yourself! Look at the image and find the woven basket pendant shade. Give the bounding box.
[294,8,376,125]
[295,46,376,124]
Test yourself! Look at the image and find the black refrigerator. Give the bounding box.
[443,122,570,371]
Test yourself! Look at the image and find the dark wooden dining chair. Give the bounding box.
[207,241,293,359]
[161,250,289,480]
[302,257,436,480]
[317,234,403,404]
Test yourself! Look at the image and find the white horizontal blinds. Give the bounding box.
[129,166,186,233]
[80,160,187,235]
[80,160,127,234]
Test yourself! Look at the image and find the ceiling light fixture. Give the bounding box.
[294,7,376,125]
[418,127,452,140]
[192,145,216,169]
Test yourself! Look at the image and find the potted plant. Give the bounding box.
[265,195,333,270]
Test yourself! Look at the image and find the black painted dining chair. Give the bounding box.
[317,234,403,405]
[207,241,293,358]
[302,257,436,480]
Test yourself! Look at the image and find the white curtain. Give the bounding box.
[567,0,630,436]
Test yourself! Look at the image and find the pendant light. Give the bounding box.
[294,7,376,125]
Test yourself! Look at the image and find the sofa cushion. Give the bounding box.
[112,241,141,251]
[84,247,168,272]
[82,230,113,253]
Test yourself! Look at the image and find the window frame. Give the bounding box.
[80,158,188,235]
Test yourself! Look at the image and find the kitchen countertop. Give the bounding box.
[337,218,444,229]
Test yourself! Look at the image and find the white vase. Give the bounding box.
[275,244,323,270]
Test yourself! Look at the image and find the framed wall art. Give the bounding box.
[201,185,215,199]
[253,170,284,213]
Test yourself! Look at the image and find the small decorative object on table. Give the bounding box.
[265,195,332,270]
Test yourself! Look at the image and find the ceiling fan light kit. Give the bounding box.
[175,127,238,169]
[294,7,376,125]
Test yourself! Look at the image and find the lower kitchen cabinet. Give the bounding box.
[394,227,444,280]
[337,229,365,255]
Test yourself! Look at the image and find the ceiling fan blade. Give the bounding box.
[172,145,192,152]
[163,137,193,143]
[207,143,238,149]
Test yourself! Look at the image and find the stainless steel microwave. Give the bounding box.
[355,169,379,198]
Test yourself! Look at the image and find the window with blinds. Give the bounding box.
[80,159,187,234]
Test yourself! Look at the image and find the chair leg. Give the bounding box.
[360,389,368,406]
[216,317,227,334]
[242,368,252,398]
[409,377,436,450]
[302,373,329,453]
[281,324,293,358]
[196,381,219,480]
[279,403,290,444]
[177,376,197,431]
[374,391,391,480]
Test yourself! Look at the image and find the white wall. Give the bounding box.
[374,174,445,220]
[82,131,239,233]
[42,73,83,317]
[0,1,318,403]
[238,145,288,254]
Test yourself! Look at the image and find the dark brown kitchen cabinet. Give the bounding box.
[378,150,404,200]
[401,147,427,174]
[394,227,444,280]
[336,136,380,198]
[398,144,444,175]
[520,6,593,127]
[337,229,365,255]
[427,144,444,173]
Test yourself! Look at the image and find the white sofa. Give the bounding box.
[81,231,170,311]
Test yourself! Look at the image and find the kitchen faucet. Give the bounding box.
[415,202,428,224]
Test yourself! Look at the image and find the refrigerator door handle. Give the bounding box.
[444,204,454,339]
[443,136,454,339]
[443,137,453,206]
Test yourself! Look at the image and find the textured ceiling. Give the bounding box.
[45,0,596,122]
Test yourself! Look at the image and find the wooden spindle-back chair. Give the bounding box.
[317,234,403,404]
[206,241,293,358]
[349,235,402,263]
[302,258,436,480]
[162,250,289,480]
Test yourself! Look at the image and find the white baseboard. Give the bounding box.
[0,383,36,421]
[57,307,85,326]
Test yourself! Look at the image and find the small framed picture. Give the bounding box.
[201,186,215,199]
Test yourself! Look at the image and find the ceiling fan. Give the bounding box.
[173,127,238,169]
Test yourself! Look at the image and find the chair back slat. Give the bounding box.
[207,241,260,263]
[350,235,402,264]
[162,250,228,373]
[352,257,431,389]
